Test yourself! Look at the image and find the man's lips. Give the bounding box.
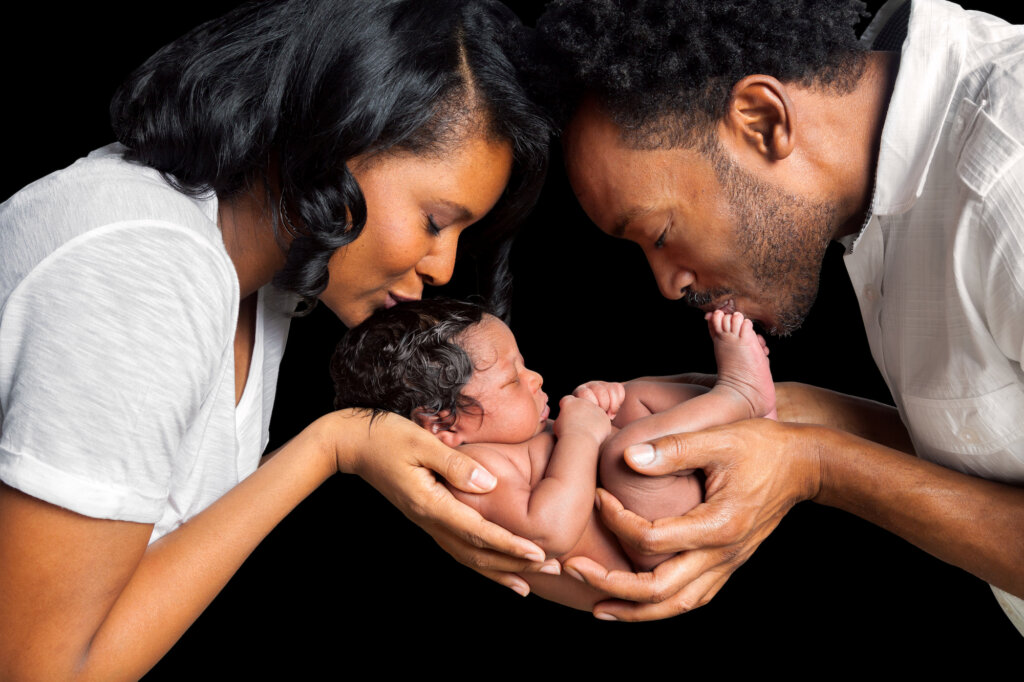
[701,298,737,315]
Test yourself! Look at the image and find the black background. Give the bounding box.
[3,0,1022,677]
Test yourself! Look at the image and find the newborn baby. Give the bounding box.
[331,298,775,610]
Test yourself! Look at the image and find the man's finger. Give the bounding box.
[595,488,728,554]
[623,431,713,475]
[592,566,732,622]
[562,548,709,604]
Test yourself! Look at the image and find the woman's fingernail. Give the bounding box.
[595,612,619,621]
[470,467,497,491]
[626,444,655,467]
[509,580,530,598]
[539,561,561,576]
[564,566,584,582]
[594,492,602,510]
[525,551,545,562]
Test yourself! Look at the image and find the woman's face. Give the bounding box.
[319,134,514,327]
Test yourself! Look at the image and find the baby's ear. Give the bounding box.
[411,408,464,447]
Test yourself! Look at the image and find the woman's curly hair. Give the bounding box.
[331,298,489,429]
[112,0,551,316]
[530,0,869,147]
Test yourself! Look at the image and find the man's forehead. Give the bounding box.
[563,98,628,164]
[565,100,702,234]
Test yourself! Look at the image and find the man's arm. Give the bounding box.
[775,382,915,453]
[563,418,1024,621]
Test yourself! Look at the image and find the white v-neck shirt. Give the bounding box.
[0,144,295,542]
[846,0,1024,633]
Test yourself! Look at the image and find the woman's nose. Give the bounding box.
[416,229,461,287]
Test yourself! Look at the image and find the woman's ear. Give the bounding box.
[723,74,796,161]
[411,408,464,447]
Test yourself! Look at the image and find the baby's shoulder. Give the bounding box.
[459,441,533,481]
[458,427,556,487]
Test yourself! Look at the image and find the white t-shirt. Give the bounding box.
[0,144,294,542]
[848,0,1024,634]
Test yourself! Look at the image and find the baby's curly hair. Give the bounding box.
[530,0,869,148]
[331,298,490,429]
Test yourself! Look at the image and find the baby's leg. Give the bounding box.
[599,450,703,571]
[707,310,777,420]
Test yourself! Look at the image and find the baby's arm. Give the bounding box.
[449,396,611,559]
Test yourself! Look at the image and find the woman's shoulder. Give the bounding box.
[1,145,236,313]
[3,144,221,243]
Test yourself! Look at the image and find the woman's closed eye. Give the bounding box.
[425,214,442,236]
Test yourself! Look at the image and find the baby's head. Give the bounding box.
[331,298,549,446]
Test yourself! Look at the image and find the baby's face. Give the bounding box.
[454,315,549,444]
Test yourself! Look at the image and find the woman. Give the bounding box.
[0,0,551,677]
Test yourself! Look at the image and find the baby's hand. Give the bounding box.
[572,380,626,420]
[554,395,612,444]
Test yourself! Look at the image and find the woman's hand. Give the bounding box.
[327,409,551,596]
[563,418,823,620]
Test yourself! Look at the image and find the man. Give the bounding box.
[534,0,1024,632]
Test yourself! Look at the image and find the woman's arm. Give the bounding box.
[563,417,1024,621]
[0,410,545,680]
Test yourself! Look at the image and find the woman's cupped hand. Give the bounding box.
[323,409,553,596]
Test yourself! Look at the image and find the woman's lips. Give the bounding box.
[384,291,419,309]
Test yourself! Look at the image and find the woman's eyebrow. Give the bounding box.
[433,199,474,222]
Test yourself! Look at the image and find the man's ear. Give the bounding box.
[723,74,796,161]
[411,408,464,447]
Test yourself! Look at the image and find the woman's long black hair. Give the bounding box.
[110,0,550,317]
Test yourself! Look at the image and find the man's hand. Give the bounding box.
[563,418,823,620]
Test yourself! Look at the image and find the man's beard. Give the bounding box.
[702,139,837,337]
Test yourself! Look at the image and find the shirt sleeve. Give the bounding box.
[0,222,236,523]
[978,152,1024,368]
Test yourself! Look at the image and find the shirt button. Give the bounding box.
[961,428,978,443]
[863,286,877,301]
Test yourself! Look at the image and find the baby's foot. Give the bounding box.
[706,310,777,420]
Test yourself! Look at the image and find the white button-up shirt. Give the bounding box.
[844,0,1024,634]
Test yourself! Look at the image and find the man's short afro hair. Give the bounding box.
[530,0,869,147]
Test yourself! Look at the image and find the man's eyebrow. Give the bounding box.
[611,205,656,237]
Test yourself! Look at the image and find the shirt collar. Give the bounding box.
[871,0,968,216]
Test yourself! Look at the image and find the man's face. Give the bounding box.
[563,100,837,336]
